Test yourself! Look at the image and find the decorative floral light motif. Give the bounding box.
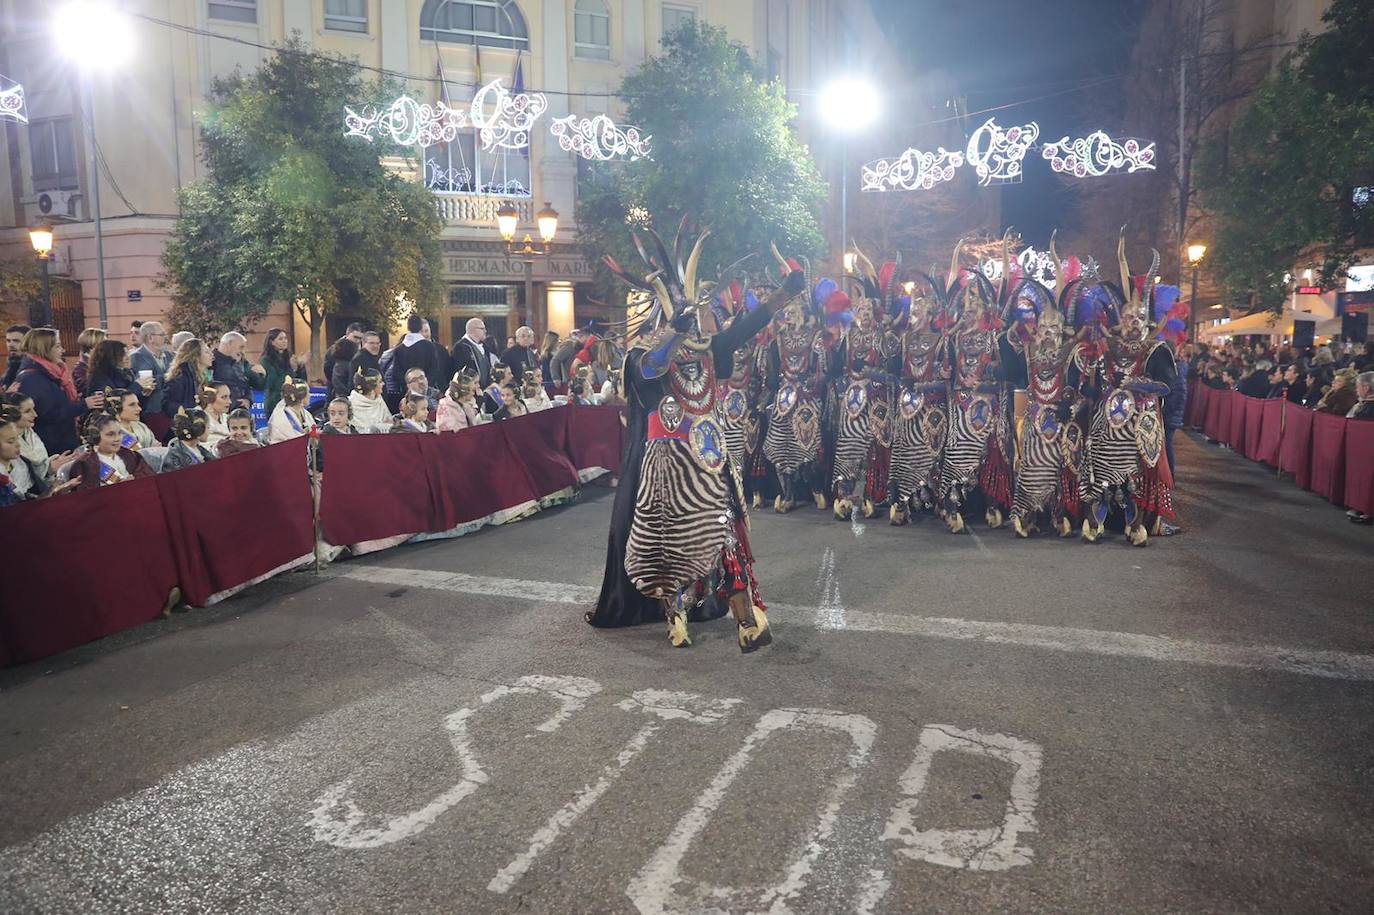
[0,76,26,125]
[965,118,1040,186]
[860,146,964,192]
[343,79,548,152]
[1041,131,1155,177]
[980,248,1066,284]
[423,158,473,193]
[550,114,651,161]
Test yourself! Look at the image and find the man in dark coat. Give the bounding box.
[503,325,538,382]
[349,330,383,382]
[450,317,494,388]
[3,324,30,388]
[211,331,265,409]
[323,322,364,388]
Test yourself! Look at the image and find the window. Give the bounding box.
[419,0,529,50]
[425,131,531,197]
[661,4,695,39]
[325,0,367,33]
[208,0,256,23]
[574,0,610,60]
[29,119,79,192]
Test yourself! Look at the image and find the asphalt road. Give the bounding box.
[2,431,1372,913]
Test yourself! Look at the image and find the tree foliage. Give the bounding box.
[160,38,443,355]
[576,22,827,300]
[1197,0,1374,311]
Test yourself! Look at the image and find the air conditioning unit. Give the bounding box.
[35,190,76,218]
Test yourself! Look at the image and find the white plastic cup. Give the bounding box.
[137,370,153,381]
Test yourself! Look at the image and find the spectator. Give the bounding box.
[218,408,261,458]
[550,329,586,384]
[601,368,626,407]
[163,338,214,417]
[1316,368,1358,415]
[348,368,391,433]
[0,408,76,504]
[107,388,156,451]
[198,382,232,448]
[1237,361,1269,398]
[323,322,364,386]
[1283,365,1307,405]
[1161,341,1187,480]
[321,397,353,436]
[395,316,445,390]
[3,323,31,387]
[421,317,450,380]
[70,327,107,395]
[403,368,440,412]
[436,370,485,431]
[1348,371,1374,420]
[268,378,315,443]
[1356,342,1374,373]
[161,408,218,471]
[585,339,616,392]
[1264,365,1288,399]
[212,331,266,409]
[349,330,382,380]
[522,368,553,412]
[14,328,105,453]
[328,338,359,400]
[537,330,559,385]
[128,320,144,347]
[451,317,495,389]
[1302,370,1326,408]
[70,413,155,489]
[259,327,308,418]
[391,392,436,433]
[169,330,195,351]
[568,379,592,406]
[129,321,174,414]
[1,391,79,481]
[87,340,154,404]
[492,382,527,421]
[503,325,537,381]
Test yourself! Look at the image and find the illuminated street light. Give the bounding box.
[54,1,135,330]
[1187,243,1207,266]
[536,202,559,244]
[817,76,881,279]
[1186,242,1208,341]
[29,225,54,326]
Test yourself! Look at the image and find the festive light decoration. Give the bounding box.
[423,158,473,193]
[1041,131,1155,177]
[980,247,1068,284]
[343,79,548,152]
[860,146,964,192]
[550,113,651,161]
[965,117,1039,186]
[0,75,26,124]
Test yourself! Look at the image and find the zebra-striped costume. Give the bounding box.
[938,326,1012,515]
[891,323,950,511]
[1011,338,1080,531]
[764,325,824,501]
[626,437,732,598]
[831,325,891,500]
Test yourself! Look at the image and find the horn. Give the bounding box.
[853,243,878,282]
[999,228,1014,304]
[672,212,691,279]
[683,229,711,300]
[1117,226,1131,298]
[1049,229,1062,299]
[646,229,681,294]
[631,232,658,271]
[1143,247,1161,317]
[947,237,966,292]
[769,240,790,274]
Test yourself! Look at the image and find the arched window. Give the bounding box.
[420,0,529,50]
[574,0,610,60]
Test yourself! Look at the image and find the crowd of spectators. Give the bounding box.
[1,317,624,507]
[1189,338,1374,419]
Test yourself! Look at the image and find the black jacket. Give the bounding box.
[14,358,88,454]
[503,344,536,382]
[162,363,202,417]
[212,350,263,407]
[450,337,492,387]
[395,338,446,388]
[349,349,381,383]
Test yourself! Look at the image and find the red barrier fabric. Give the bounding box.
[1309,413,1348,503]
[145,412,171,445]
[1187,381,1208,428]
[498,408,580,498]
[566,405,626,473]
[0,475,179,665]
[318,433,438,544]
[425,421,541,527]
[1343,421,1374,516]
[1228,391,1248,454]
[1244,397,1265,459]
[1255,398,1284,466]
[155,438,315,606]
[1204,388,1226,440]
[1280,405,1314,490]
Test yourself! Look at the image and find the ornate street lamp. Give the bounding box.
[1186,242,1207,340]
[28,224,53,327]
[495,201,560,335]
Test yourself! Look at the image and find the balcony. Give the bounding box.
[433,194,533,228]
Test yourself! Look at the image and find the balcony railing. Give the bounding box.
[434,195,533,228]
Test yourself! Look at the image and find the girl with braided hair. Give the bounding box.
[162,409,218,472]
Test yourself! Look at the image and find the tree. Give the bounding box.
[577,22,827,301]
[160,38,443,363]
[1197,0,1374,311]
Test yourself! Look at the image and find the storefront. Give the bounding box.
[438,238,597,347]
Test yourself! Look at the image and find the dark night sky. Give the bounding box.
[870,0,1147,246]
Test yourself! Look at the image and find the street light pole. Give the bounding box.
[38,255,51,327]
[840,136,847,274]
[80,70,108,329]
[28,225,54,327]
[1189,262,1199,341]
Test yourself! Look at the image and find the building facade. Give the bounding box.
[0,0,888,358]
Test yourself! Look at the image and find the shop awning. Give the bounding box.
[1198,308,1331,339]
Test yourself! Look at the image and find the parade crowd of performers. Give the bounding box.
[589,222,1187,651]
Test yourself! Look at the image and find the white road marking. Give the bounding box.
[854,867,892,915]
[883,725,1042,871]
[626,707,877,915]
[338,565,1374,682]
[850,503,866,538]
[815,547,845,629]
[966,527,994,557]
[487,690,741,895]
[308,675,600,848]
